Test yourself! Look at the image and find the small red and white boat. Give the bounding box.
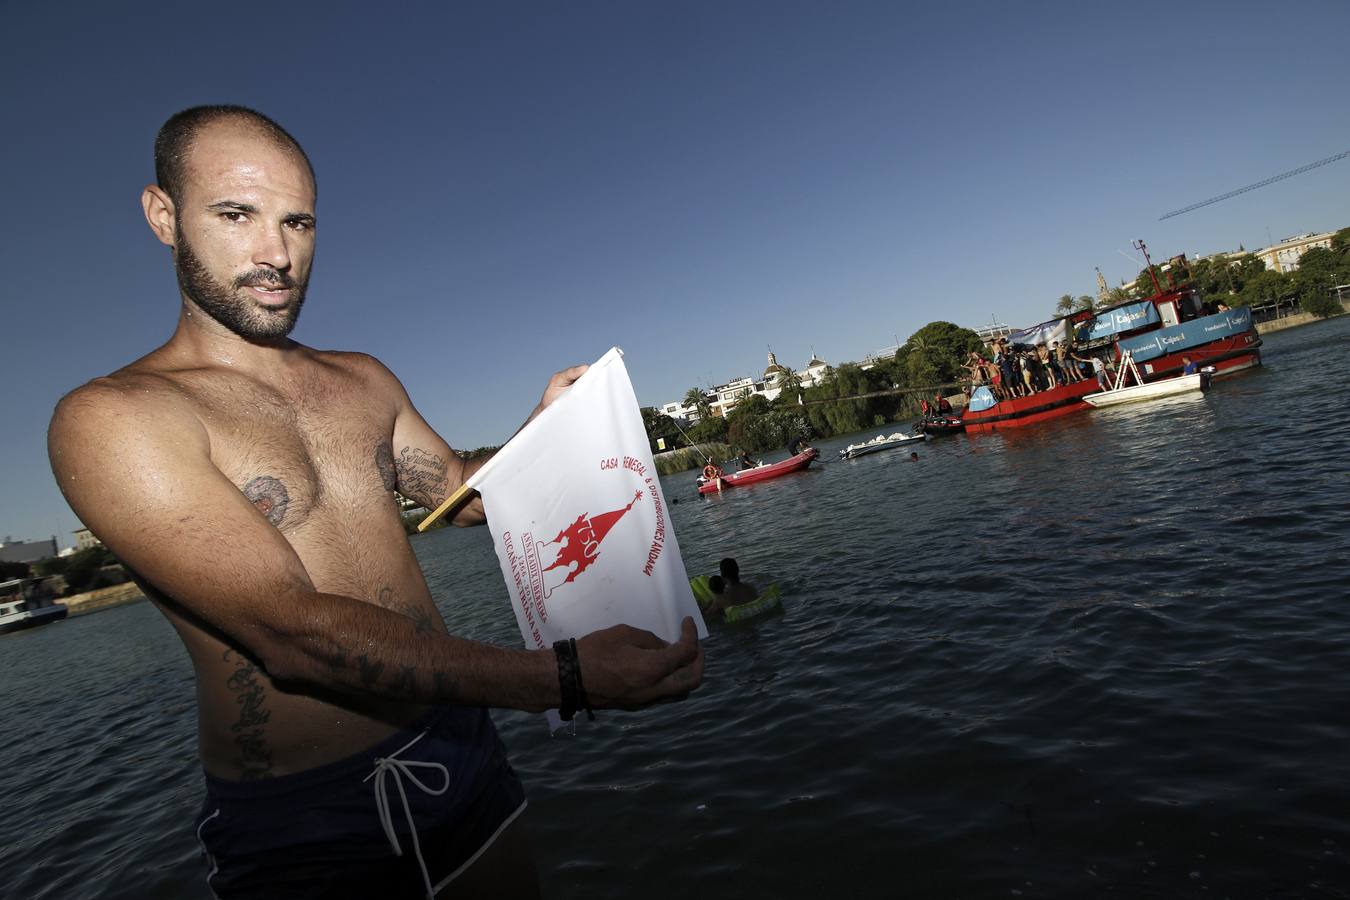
[697,448,819,495]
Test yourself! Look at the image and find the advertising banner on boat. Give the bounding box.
[1116,308,1252,363]
[1079,302,1160,342]
[1005,318,1069,349]
[967,386,997,412]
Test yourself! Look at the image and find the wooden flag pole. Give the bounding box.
[417,482,477,532]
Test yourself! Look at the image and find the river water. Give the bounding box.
[5,317,1350,899]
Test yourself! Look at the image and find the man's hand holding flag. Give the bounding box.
[421,348,706,728]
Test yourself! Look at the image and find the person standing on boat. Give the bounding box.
[736,449,760,471]
[787,434,812,456]
[992,339,1014,400]
[1019,352,1039,395]
[1053,341,1080,383]
[1079,353,1109,390]
[47,105,703,900]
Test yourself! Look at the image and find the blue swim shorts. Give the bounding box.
[194,706,526,899]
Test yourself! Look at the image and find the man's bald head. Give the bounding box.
[154,105,315,206]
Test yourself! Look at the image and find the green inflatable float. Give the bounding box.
[690,575,782,623]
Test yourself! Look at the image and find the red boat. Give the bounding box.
[697,448,819,495]
[961,378,1100,433]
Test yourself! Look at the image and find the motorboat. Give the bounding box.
[839,431,929,460]
[1082,352,1211,408]
[697,448,819,494]
[918,415,965,436]
[0,579,68,635]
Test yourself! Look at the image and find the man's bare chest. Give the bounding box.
[193,377,396,534]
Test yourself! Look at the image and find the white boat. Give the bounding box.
[839,431,929,459]
[0,579,68,635]
[1082,351,1211,408]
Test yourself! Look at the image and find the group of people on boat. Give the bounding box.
[963,336,1108,401]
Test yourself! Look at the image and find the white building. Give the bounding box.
[73,527,102,550]
[658,350,831,421]
[1253,231,1337,274]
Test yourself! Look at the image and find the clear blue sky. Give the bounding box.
[3,1,1348,545]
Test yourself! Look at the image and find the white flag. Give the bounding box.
[466,348,706,725]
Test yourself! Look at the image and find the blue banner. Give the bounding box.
[1081,302,1160,342]
[968,386,997,412]
[1116,308,1253,363]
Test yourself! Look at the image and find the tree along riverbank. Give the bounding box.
[644,321,985,465]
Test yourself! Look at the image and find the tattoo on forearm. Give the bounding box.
[433,670,456,700]
[375,442,397,493]
[391,665,418,694]
[223,650,273,780]
[320,588,445,697]
[242,475,290,527]
[376,585,442,635]
[356,653,385,687]
[394,447,448,506]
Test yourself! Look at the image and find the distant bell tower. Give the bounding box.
[1095,267,1110,304]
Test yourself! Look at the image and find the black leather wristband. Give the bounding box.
[553,638,579,721]
[571,637,595,721]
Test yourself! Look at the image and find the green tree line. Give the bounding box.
[643,321,985,463]
[1045,228,1350,321]
[1122,228,1350,318]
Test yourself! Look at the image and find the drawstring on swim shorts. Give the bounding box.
[363,729,451,899]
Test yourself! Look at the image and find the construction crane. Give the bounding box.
[1159,149,1350,221]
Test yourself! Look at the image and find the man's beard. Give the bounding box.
[173,226,308,341]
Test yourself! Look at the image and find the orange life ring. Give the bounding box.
[702,464,723,480]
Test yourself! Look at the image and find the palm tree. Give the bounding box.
[774,365,800,401]
[1055,294,1075,317]
[683,387,711,422]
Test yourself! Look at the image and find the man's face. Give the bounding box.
[170,121,316,341]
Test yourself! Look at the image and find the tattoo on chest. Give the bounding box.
[242,475,290,527]
[223,650,273,780]
[394,447,448,505]
[374,442,397,493]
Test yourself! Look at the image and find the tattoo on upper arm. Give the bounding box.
[375,442,397,493]
[394,447,448,506]
[223,649,273,781]
[243,475,290,527]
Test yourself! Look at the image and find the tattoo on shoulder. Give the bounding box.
[395,447,448,506]
[375,442,397,493]
[223,649,273,781]
[242,475,290,527]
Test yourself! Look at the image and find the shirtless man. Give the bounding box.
[47,106,703,900]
